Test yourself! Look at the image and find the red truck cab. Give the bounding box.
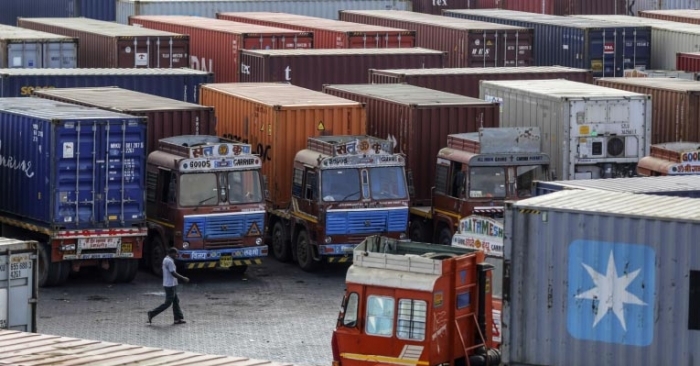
[637,142,700,176]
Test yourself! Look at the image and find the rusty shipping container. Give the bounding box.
[369,66,593,97]
[322,83,499,206]
[640,9,700,24]
[216,12,415,49]
[338,10,534,68]
[199,83,366,207]
[32,87,216,155]
[129,15,314,82]
[499,0,555,15]
[16,17,189,68]
[410,0,471,15]
[595,77,700,144]
[677,52,700,72]
[239,48,445,91]
[553,0,626,15]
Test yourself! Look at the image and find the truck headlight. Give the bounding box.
[255,237,263,245]
[325,236,332,244]
[182,241,190,249]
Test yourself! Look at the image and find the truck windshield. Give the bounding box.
[179,173,218,207]
[469,167,506,198]
[369,166,408,200]
[322,168,361,202]
[228,170,263,203]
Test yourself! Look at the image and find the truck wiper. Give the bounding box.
[340,190,361,201]
[194,195,216,211]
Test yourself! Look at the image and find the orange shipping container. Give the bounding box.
[200,83,366,207]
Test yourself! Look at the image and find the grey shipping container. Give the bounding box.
[322,83,500,205]
[16,17,190,68]
[627,0,700,16]
[115,0,413,24]
[0,68,213,103]
[503,189,700,366]
[0,24,77,69]
[240,48,445,91]
[33,87,217,155]
[532,175,700,198]
[369,66,593,98]
[480,79,651,180]
[0,239,38,333]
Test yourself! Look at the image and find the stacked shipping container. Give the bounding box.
[628,0,700,16]
[677,52,700,72]
[640,9,700,24]
[216,12,415,49]
[0,0,116,25]
[444,9,651,77]
[339,10,534,68]
[0,24,77,68]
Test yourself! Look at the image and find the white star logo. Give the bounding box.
[575,252,647,331]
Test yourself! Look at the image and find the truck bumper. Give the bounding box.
[177,245,268,269]
[318,244,356,263]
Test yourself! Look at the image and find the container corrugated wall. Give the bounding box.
[339,10,534,68]
[0,25,78,68]
[32,87,217,155]
[504,189,700,366]
[629,0,700,16]
[677,52,700,72]
[595,77,700,144]
[239,48,445,91]
[0,68,213,103]
[0,0,116,25]
[116,0,412,24]
[410,0,471,15]
[199,83,366,207]
[322,83,499,205]
[532,175,700,198]
[640,9,700,23]
[500,0,555,14]
[445,9,651,77]
[369,66,593,97]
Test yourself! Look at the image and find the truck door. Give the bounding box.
[155,169,177,224]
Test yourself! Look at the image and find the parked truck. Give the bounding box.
[637,142,700,176]
[0,98,147,287]
[332,235,500,366]
[145,135,267,275]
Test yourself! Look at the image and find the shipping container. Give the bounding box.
[0,0,116,25]
[595,77,700,144]
[445,9,651,77]
[554,0,626,15]
[410,0,471,15]
[628,0,700,16]
[339,10,534,68]
[499,0,554,14]
[572,15,700,70]
[116,0,413,24]
[16,17,189,68]
[0,24,77,68]
[532,175,700,198]
[677,52,700,72]
[216,12,416,49]
[322,83,499,205]
[624,68,700,80]
[0,329,295,365]
[129,16,313,83]
[640,9,700,24]
[0,68,213,103]
[0,97,147,229]
[369,66,593,97]
[239,48,445,91]
[503,189,700,366]
[480,79,651,180]
[199,83,366,207]
[33,87,216,155]
[0,239,38,333]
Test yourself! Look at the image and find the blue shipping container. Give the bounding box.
[532,175,700,198]
[0,68,213,104]
[444,9,651,77]
[0,0,116,25]
[0,98,147,229]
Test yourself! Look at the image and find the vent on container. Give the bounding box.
[607,137,624,157]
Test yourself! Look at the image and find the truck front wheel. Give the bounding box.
[296,230,320,272]
[272,221,291,262]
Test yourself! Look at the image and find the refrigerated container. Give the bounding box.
[532,175,700,198]
[0,0,116,25]
[0,239,38,332]
[0,24,77,68]
[480,79,651,180]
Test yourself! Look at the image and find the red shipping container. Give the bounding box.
[369,66,593,97]
[16,17,189,68]
[216,12,415,49]
[128,15,314,82]
[640,10,700,25]
[410,0,473,15]
[322,83,500,205]
[239,48,445,91]
[677,52,700,72]
[553,0,626,15]
[501,0,554,14]
[339,10,534,68]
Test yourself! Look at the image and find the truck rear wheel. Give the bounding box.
[296,230,320,272]
[99,259,124,283]
[272,221,291,262]
[118,259,139,283]
[38,243,69,287]
[150,237,166,277]
[409,220,428,242]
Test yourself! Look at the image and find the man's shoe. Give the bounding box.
[174,319,186,325]
[147,312,154,324]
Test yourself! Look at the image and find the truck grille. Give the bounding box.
[326,208,408,235]
[183,212,265,240]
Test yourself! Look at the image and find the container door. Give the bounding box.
[6,43,41,68]
[119,37,189,69]
[0,250,35,332]
[618,28,651,72]
[43,42,78,68]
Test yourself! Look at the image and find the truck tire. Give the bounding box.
[409,220,427,242]
[118,259,139,283]
[99,259,123,283]
[271,221,291,262]
[296,230,320,272]
[438,227,453,246]
[150,237,166,277]
[38,243,69,287]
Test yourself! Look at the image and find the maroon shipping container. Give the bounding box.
[369,66,593,97]
[216,12,415,49]
[595,77,700,144]
[553,0,626,15]
[410,0,472,15]
[500,0,554,14]
[239,48,445,91]
[15,17,189,68]
[640,10,700,24]
[677,52,700,72]
[129,15,314,82]
[338,10,533,68]
[322,83,500,205]
[32,87,216,154]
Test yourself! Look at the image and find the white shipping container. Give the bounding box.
[573,15,700,70]
[628,0,700,16]
[0,238,38,333]
[0,24,77,68]
[116,0,412,24]
[479,79,651,180]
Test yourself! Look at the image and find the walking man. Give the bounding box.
[148,247,190,325]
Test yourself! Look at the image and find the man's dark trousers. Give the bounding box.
[150,285,183,321]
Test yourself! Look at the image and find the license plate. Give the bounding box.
[121,243,132,253]
[78,237,121,249]
[219,256,233,268]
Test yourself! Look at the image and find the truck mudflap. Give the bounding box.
[177,245,268,269]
